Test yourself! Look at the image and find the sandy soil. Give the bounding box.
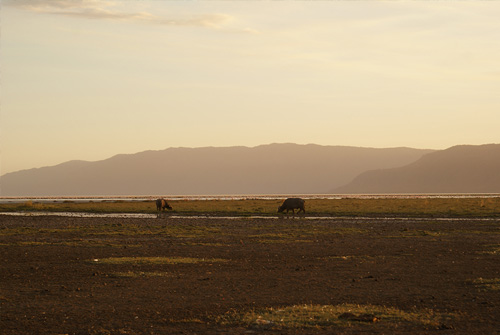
[1,215,499,334]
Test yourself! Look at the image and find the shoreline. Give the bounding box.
[1,193,500,204]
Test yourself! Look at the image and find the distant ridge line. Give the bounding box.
[0,143,436,196]
[333,143,500,194]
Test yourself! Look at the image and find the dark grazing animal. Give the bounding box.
[278,198,305,214]
[156,198,172,211]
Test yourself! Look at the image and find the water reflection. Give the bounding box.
[0,211,306,220]
[0,211,497,222]
[0,211,157,219]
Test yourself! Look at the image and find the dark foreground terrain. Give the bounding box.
[1,215,499,334]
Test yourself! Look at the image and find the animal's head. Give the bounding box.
[166,204,173,210]
[277,205,284,213]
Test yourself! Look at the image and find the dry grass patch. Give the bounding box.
[468,278,500,291]
[110,271,172,278]
[91,256,227,265]
[249,227,368,244]
[216,304,455,329]
[182,242,225,247]
[401,230,444,237]
[321,255,391,261]
[0,240,140,248]
[256,239,313,244]
[479,244,500,255]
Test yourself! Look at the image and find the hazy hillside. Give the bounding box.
[334,144,500,194]
[0,144,432,196]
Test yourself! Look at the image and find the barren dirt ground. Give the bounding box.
[1,215,499,334]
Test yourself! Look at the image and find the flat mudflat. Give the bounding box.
[1,215,499,334]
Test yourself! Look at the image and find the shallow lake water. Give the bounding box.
[1,211,497,222]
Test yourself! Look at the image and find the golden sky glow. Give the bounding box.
[1,0,499,174]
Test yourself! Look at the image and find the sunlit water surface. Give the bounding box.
[0,212,497,221]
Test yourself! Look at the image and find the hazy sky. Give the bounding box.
[1,0,500,175]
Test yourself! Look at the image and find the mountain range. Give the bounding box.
[333,144,500,194]
[1,143,499,196]
[0,143,433,196]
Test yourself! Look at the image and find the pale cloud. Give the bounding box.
[5,0,234,29]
